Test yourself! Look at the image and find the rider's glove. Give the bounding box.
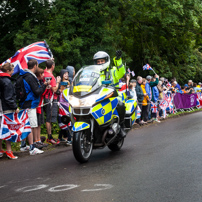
[115,50,122,60]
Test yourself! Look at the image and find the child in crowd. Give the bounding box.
[129,79,137,101]
[57,69,72,145]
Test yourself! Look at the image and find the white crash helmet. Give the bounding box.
[93,51,110,71]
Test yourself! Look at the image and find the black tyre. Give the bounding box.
[72,131,93,163]
[108,138,124,151]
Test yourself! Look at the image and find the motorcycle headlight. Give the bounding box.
[82,96,96,107]
[69,96,80,107]
[69,95,97,107]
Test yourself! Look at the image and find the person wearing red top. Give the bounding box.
[43,59,61,144]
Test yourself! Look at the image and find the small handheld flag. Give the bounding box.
[143,64,157,74]
[151,101,158,113]
[127,68,135,77]
[143,64,152,70]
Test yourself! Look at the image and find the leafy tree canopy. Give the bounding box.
[1,0,202,84]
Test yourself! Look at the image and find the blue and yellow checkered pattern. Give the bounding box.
[117,91,127,103]
[92,98,118,125]
[131,110,136,125]
[96,88,114,103]
[72,122,90,132]
[125,99,137,114]
[125,99,137,125]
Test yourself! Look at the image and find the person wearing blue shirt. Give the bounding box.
[173,81,181,91]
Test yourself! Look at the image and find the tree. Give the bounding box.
[1,0,202,84]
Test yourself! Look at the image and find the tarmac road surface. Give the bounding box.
[1,111,202,202]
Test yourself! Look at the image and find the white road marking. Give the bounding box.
[48,184,80,192]
[81,184,113,192]
[16,184,49,192]
[0,185,6,189]
[15,183,113,193]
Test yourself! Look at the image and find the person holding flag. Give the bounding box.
[0,63,19,159]
[150,76,160,122]
[19,59,49,155]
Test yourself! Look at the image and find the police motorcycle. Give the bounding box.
[62,65,137,163]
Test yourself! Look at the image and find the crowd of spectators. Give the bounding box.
[0,58,201,160]
[0,59,75,159]
[125,74,202,125]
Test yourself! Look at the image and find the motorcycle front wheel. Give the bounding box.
[108,138,124,151]
[72,131,93,163]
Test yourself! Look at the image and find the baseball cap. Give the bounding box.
[184,84,188,87]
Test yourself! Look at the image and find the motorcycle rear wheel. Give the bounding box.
[108,138,124,151]
[72,131,93,163]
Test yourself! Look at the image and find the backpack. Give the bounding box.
[15,75,27,102]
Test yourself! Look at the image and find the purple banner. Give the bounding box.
[174,93,197,109]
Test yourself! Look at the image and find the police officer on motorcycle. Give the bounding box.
[93,50,126,138]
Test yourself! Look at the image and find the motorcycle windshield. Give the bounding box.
[72,65,101,96]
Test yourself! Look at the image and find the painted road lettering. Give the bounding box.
[48,184,80,192]
[82,184,113,192]
[16,185,49,193]
[15,184,113,193]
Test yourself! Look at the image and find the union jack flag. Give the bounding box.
[1,41,52,75]
[127,68,135,77]
[136,105,141,119]
[58,102,71,130]
[143,64,152,71]
[196,98,200,108]
[159,100,167,110]
[196,92,201,108]
[151,101,158,113]
[164,93,172,105]
[0,110,31,142]
[166,82,172,87]
[166,101,175,114]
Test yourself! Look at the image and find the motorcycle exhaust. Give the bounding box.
[94,123,120,147]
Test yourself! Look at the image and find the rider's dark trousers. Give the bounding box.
[116,100,126,125]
